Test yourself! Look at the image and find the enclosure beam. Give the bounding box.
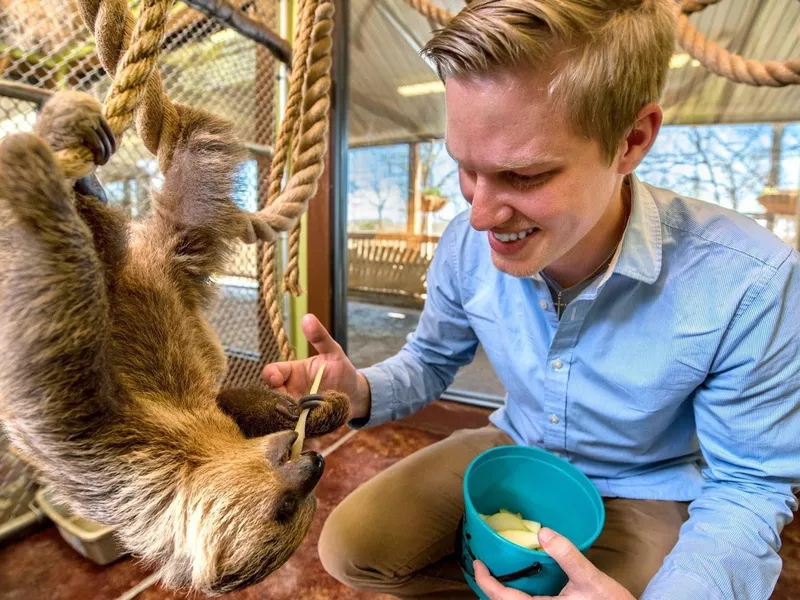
[184,0,292,65]
[407,142,419,235]
[0,80,49,108]
[329,0,351,353]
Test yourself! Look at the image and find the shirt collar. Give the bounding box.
[611,174,663,285]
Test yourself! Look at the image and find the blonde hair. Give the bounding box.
[421,0,677,163]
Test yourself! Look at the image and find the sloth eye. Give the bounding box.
[277,496,298,520]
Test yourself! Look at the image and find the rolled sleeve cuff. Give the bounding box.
[640,568,724,600]
[347,365,396,430]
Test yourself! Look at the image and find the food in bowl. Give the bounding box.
[480,509,543,550]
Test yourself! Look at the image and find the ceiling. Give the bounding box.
[347,0,800,148]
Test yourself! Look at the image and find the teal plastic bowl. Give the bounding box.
[457,445,605,599]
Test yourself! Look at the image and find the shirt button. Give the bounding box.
[539,300,548,310]
[552,359,563,370]
[549,414,560,425]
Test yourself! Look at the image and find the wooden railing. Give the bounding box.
[217,232,442,308]
[347,232,440,307]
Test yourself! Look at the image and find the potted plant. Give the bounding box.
[758,186,797,215]
[420,187,447,213]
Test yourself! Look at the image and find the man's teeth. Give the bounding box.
[494,228,536,243]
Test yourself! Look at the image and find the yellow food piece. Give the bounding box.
[291,407,310,460]
[480,508,544,549]
[291,361,327,460]
[522,519,541,534]
[497,529,541,550]
[480,511,527,532]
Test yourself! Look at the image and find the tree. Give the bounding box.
[637,124,788,214]
[348,145,409,231]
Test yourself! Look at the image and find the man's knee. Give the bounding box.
[318,427,512,591]
[318,498,389,589]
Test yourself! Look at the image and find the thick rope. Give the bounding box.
[74,0,332,241]
[56,0,175,178]
[402,0,800,87]
[281,1,329,298]
[282,6,323,299]
[403,0,455,26]
[71,0,334,362]
[258,0,334,360]
[283,221,303,295]
[261,0,319,361]
[266,0,318,207]
[72,0,181,177]
[676,0,800,87]
[680,0,724,14]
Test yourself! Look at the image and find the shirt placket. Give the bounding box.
[541,300,590,459]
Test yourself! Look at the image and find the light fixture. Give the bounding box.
[669,54,691,69]
[397,81,445,97]
[388,312,407,319]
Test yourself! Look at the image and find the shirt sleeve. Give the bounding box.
[351,219,480,429]
[641,250,800,600]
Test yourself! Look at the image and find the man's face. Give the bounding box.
[445,68,625,278]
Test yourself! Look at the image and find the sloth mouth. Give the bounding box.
[298,450,324,495]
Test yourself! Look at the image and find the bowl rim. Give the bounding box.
[462,445,606,557]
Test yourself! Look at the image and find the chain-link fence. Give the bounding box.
[0,0,287,541]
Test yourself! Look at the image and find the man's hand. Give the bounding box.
[474,528,635,600]
[261,314,371,420]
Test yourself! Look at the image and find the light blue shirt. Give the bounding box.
[358,175,800,599]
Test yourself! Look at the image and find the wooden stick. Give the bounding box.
[309,360,327,395]
[291,361,326,459]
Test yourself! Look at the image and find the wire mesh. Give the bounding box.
[0,0,286,539]
[0,434,42,540]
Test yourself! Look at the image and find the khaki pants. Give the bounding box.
[318,426,689,599]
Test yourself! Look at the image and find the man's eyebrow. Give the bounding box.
[444,144,562,171]
[495,156,563,170]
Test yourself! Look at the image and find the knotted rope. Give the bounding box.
[64,0,333,362]
[675,0,800,87]
[262,0,334,361]
[401,0,800,87]
[55,0,176,179]
[403,0,455,26]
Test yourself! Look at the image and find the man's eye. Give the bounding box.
[505,172,548,190]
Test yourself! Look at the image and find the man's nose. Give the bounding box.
[469,177,514,231]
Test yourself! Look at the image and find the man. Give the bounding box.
[263,1,800,598]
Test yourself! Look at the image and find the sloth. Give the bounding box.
[0,90,350,595]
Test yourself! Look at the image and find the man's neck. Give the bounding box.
[544,178,631,289]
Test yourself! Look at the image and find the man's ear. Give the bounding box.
[616,103,663,175]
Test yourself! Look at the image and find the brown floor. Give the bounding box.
[1,400,798,599]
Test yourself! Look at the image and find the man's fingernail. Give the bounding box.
[538,527,555,544]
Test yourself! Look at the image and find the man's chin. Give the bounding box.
[489,251,541,278]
